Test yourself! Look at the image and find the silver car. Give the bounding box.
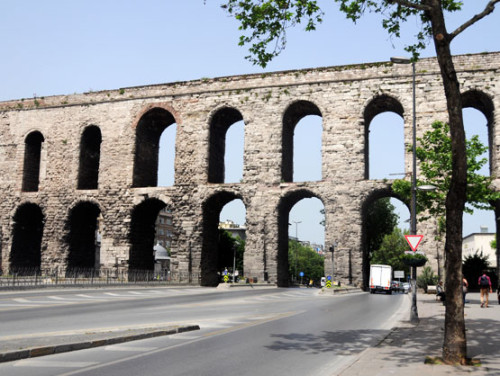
[402,282,411,293]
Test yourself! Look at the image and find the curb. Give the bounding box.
[319,287,363,295]
[216,283,275,289]
[0,325,200,363]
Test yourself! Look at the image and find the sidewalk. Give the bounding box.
[338,291,500,376]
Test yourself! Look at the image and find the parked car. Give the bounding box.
[402,282,411,294]
[391,281,400,291]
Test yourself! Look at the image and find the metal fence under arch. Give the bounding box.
[0,267,201,289]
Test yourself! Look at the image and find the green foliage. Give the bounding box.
[217,229,244,272]
[366,197,399,257]
[401,252,428,267]
[222,0,324,67]
[392,121,500,224]
[288,239,324,282]
[222,1,472,66]
[463,251,490,289]
[370,227,410,274]
[417,266,439,291]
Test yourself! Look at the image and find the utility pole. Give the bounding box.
[293,221,301,283]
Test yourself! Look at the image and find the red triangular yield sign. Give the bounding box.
[405,235,424,252]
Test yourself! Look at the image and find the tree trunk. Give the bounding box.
[428,1,467,364]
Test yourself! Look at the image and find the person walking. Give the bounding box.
[478,271,492,308]
[436,281,446,304]
[497,282,500,305]
[462,276,469,304]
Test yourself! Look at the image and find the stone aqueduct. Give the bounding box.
[0,52,499,287]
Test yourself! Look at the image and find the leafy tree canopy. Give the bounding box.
[370,227,410,274]
[221,1,498,67]
[392,120,500,222]
[217,229,245,272]
[288,239,324,282]
[366,197,399,256]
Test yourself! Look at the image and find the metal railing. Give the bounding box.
[0,267,201,289]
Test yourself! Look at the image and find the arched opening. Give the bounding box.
[208,107,244,183]
[282,101,322,183]
[77,126,102,190]
[154,207,174,251]
[219,199,246,279]
[461,91,496,261]
[368,112,405,179]
[201,192,246,286]
[224,120,244,183]
[158,123,177,186]
[129,198,167,271]
[361,191,408,289]
[65,202,101,271]
[22,131,44,192]
[364,95,405,180]
[133,108,176,188]
[293,115,322,182]
[10,203,45,273]
[277,190,325,287]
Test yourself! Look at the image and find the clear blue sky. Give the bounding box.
[1,1,499,246]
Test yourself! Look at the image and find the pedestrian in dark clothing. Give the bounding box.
[478,271,492,308]
[497,282,500,305]
[436,281,445,304]
[462,276,468,304]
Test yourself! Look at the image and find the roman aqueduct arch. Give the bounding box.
[0,52,499,287]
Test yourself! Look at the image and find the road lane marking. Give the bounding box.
[57,311,303,376]
[14,359,98,368]
[13,298,67,304]
[0,322,195,342]
[48,296,93,301]
[168,333,201,340]
[75,294,109,299]
[0,288,221,312]
[104,345,157,352]
[201,311,301,338]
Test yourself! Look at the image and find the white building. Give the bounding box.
[219,220,246,241]
[462,226,496,267]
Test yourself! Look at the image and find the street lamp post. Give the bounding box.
[232,244,237,283]
[293,221,301,283]
[391,56,419,324]
[329,241,337,281]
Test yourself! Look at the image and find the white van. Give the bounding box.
[369,264,393,294]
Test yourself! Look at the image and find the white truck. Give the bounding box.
[369,264,393,294]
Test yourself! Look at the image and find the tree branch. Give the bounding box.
[449,0,500,41]
[390,0,432,12]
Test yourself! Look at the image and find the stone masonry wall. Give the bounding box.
[0,52,499,286]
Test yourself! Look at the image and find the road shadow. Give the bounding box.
[265,328,390,355]
[265,312,500,370]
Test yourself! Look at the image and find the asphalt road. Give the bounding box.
[0,287,409,375]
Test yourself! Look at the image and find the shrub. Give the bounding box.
[417,266,439,292]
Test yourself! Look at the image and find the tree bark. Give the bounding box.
[427,0,467,364]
